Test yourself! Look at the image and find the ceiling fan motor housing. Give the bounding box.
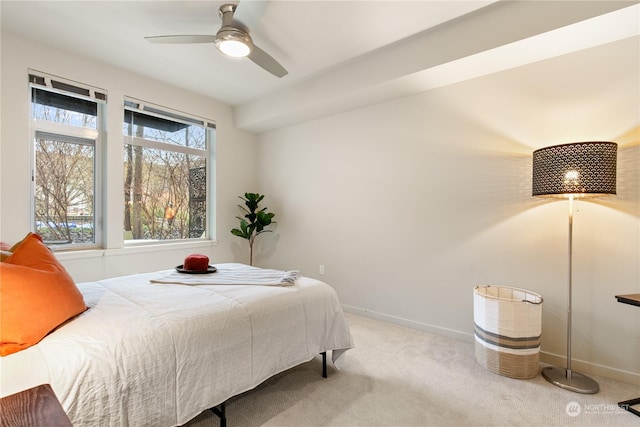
[215,3,254,57]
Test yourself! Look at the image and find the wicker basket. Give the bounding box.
[473,285,543,379]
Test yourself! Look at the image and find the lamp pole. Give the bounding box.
[566,194,573,381]
[541,194,599,393]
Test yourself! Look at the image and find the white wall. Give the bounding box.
[1,29,638,385]
[0,32,259,281]
[256,38,640,384]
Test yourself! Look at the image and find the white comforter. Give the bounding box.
[0,263,354,426]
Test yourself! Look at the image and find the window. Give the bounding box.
[123,99,215,242]
[30,72,105,247]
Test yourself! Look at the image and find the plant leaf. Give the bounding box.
[231,193,275,243]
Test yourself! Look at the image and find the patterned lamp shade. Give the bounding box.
[532,142,617,198]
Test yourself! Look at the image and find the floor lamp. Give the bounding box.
[532,141,617,394]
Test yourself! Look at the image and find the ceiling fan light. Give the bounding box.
[218,39,251,57]
[215,29,253,58]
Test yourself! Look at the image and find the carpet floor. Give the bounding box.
[183,312,639,427]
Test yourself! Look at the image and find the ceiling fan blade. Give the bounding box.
[233,0,267,30]
[145,35,216,44]
[248,45,288,78]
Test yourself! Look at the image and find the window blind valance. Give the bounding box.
[29,71,107,102]
[124,98,216,130]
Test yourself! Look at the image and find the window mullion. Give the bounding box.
[125,135,206,157]
[35,120,99,141]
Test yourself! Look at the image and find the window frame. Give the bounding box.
[122,97,216,246]
[29,71,106,250]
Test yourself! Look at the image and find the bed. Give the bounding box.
[0,262,354,426]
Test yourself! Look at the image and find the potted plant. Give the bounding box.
[231,193,275,266]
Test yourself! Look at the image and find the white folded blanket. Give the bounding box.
[150,263,300,286]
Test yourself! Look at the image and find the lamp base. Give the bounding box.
[542,366,599,394]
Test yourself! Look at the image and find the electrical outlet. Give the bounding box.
[319,265,325,275]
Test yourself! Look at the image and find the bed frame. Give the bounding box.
[209,352,327,427]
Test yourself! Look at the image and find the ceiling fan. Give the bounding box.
[145,2,288,78]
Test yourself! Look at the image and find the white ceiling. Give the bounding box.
[0,0,495,105]
[2,1,639,133]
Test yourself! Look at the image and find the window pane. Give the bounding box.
[123,100,212,243]
[34,135,95,244]
[32,88,97,129]
[123,110,206,150]
[124,144,207,240]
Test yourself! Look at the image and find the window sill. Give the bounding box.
[117,239,217,255]
[54,240,218,261]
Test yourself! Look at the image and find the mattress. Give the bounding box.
[0,263,354,426]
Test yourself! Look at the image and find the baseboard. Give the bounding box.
[342,304,474,343]
[342,304,640,386]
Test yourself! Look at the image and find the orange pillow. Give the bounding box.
[0,233,87,356]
